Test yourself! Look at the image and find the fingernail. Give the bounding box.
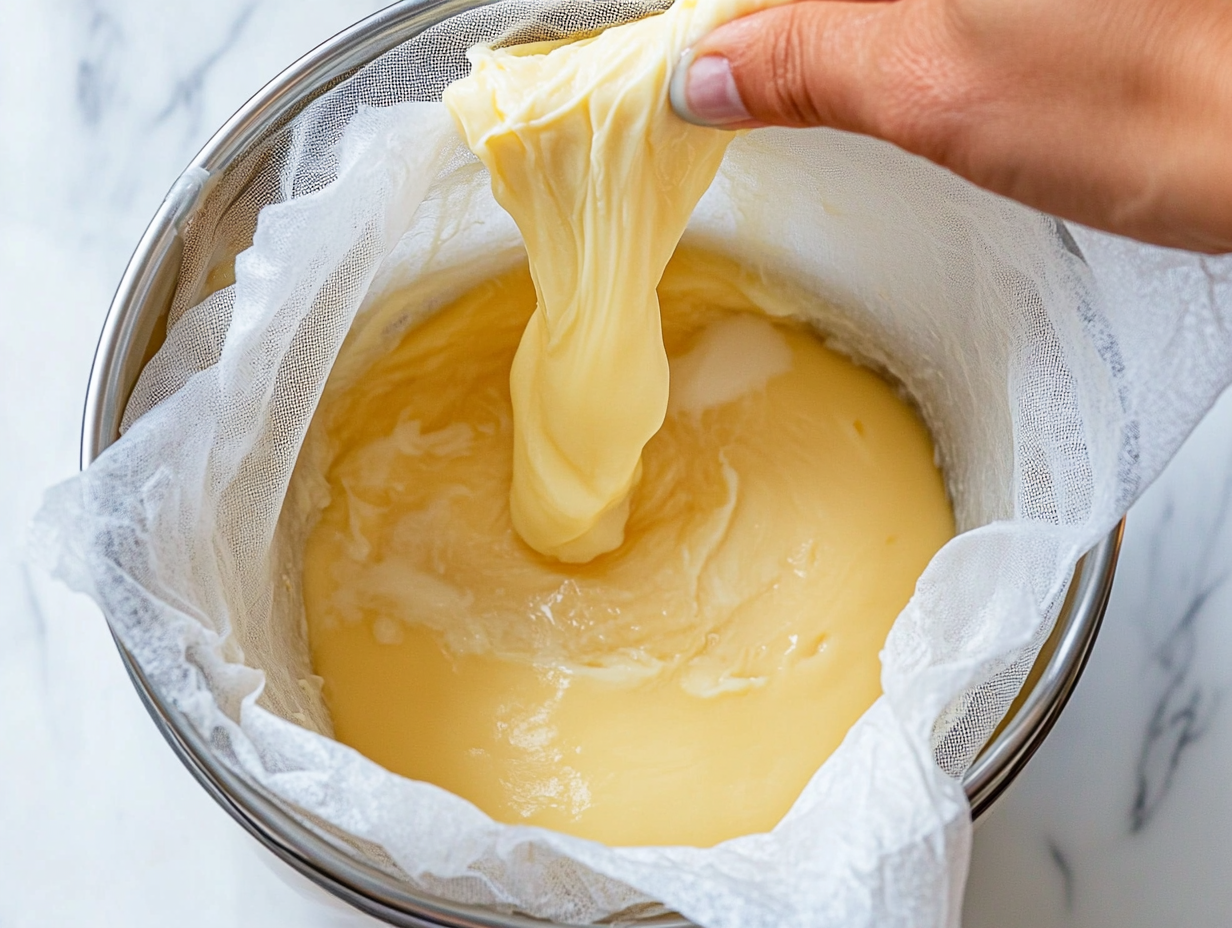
[670,49,754,128]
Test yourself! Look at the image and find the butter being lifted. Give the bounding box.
[442,0,787,562]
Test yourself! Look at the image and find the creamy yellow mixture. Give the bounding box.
[303,250,954,846]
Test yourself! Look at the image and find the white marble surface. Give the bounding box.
[1,1,1229,926]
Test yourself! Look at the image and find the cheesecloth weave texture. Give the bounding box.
[34,0,1232,926]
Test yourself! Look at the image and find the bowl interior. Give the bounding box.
[81,0,1122,924]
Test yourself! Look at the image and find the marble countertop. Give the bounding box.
[2,2,1229,925]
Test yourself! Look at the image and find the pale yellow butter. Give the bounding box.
[303,252,954,846]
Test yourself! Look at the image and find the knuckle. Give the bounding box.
[762,5,826,126]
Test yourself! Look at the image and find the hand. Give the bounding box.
[671,0,1232,253]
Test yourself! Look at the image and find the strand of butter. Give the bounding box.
[443,0,784,562]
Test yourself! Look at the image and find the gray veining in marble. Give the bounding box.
[966,389,1232,928]
[152,2,259,137]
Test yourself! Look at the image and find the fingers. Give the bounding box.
[671,1,904,134]
[668,0,1232,252]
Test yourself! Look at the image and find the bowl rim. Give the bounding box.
[79,0,1123,924]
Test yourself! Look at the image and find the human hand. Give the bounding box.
[670,0,1232,253]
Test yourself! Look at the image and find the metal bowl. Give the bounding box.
[80,0,1122,924]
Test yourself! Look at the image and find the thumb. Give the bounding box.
[671,1,902,132]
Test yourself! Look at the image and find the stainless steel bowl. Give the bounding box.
[80,1,1122,924]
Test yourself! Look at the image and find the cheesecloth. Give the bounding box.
[34,1,1232,926]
